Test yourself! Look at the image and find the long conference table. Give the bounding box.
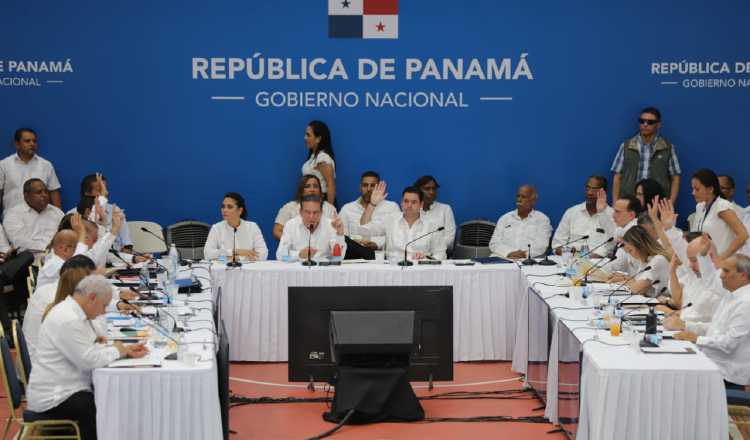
[211,258,729,440]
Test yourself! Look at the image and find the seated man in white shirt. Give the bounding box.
[36,226,87,288]
[673,254,750,389]
[26,274,149,439]
[552,175,615,257]
[0,127,62,213]
[2,178,64,258]
[361,183,447,262]
[414,175,456,253]
[340,171,400,252]
[489,184,552,259]
[273,174,337,240]
[78,173,137,253]
[276,195,346,261]
[600,195,642,274]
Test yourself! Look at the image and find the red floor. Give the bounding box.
[227,361,567,439]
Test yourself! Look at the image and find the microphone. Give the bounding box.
[109,248,132,269]
[126,302,179,343]
[521,243,536,266]
[140,227,189,265]
[605,265,652,305]
[609,242,624,259]
[582,236,614,259]
[578,253,617,286]
[301,223,317,267]
[537,235,557,266]
[226,226,242,268]
[534,235,590,259]
[399,227,445,267]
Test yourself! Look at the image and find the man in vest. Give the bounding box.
[611,107,682,204]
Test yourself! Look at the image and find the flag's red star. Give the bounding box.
[376,22,386,32]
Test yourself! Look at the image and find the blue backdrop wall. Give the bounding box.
[1,1,749,256]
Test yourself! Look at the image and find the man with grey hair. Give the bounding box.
[674,253,750,388]
[489,184,552,259]
[26,274,148,439]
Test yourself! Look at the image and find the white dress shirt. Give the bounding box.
[674,256,721,325]
[489,209,552,258]
[26,296,120,412]
[420,201,456,251]
[340,198,400,250]
[204,219,268,261]
[276,215,346,260]
[0,153,61,213]
[552,202,615,255]
[691,197,744,256]
[23,281,58,364]
[85,230,116,268]
[634,254,670,297]
[301,152,336,195]
[36,243,89,288]
[274,200,337,227]
[2,202,64,253]
[363,213,447,262]
[686,283,750,385]
[606,218,639,274]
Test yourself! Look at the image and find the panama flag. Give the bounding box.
[328,0,398,39]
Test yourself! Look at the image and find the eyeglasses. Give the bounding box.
[638,118,659,126]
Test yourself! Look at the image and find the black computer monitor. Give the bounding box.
[288,286,453,382]
[557,320,583,440]
[527,287,553,404]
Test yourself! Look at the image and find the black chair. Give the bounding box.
[165,221,211,261]
[11,319,31,386]
[452,219,496,259]
[0,335,80,439]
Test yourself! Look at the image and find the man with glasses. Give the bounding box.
[552,175,615,257]
[611,107,681,204]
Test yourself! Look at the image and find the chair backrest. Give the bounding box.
[0,336,24,412]
[165,221,211,260]
[128,221,168,254]
[12,320,32,386]
[217,319,230,440]
[458,219,496,247]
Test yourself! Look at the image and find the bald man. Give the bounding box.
[36,221,87,288]
[489,185,552,259]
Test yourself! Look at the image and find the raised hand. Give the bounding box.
[657,197,678,230]
[596,188,607,213]
[647,196,662,229]
[111,207,124,235]
[370,181,388,206]
[71,213,86,239]
[96,172,109,198]
[669,252,680,273]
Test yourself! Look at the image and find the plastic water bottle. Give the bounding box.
[139,265,149,292]
[579,240,590,259]
[177,333,188,362]
[168,244,179,283]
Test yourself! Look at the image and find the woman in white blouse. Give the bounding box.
[621,225,671,297]
[204,192,268,261]
[301,120,336,205]
[690,168,748,259]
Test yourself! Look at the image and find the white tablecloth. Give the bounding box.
[513,261,728,440]
[210,261,526,362]
[93,266,223,440]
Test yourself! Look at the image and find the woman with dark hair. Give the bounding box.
[619,225,671,297]
[204,192,268,261]
[301,120,336,204]
[690,168,748,259]
[635,178,665,210]
[272,174,337,240]
[413,175,456,251]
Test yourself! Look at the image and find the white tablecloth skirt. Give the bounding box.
[93,361,223,440]
[211,262,525,362]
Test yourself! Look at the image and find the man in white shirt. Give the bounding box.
[340,171,400,251]
[36,226,88,288]
[553,175,615,257]
[414,175,456,252]
[598,195,642,274]
[3,178,64,257]
[361,183,447,262]
[276,195,346,261]
[26,274,148,439]
[78,173,136,252]
[674,254,750,388]
[489,185,552,259]
[0,128,62,214]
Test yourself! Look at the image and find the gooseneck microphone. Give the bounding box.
[605,265,652,305]
[109,248,132,269]
[140,227,189,265]
[301,223,317,267]
[227,226,242,268]
[399,227,445,267]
